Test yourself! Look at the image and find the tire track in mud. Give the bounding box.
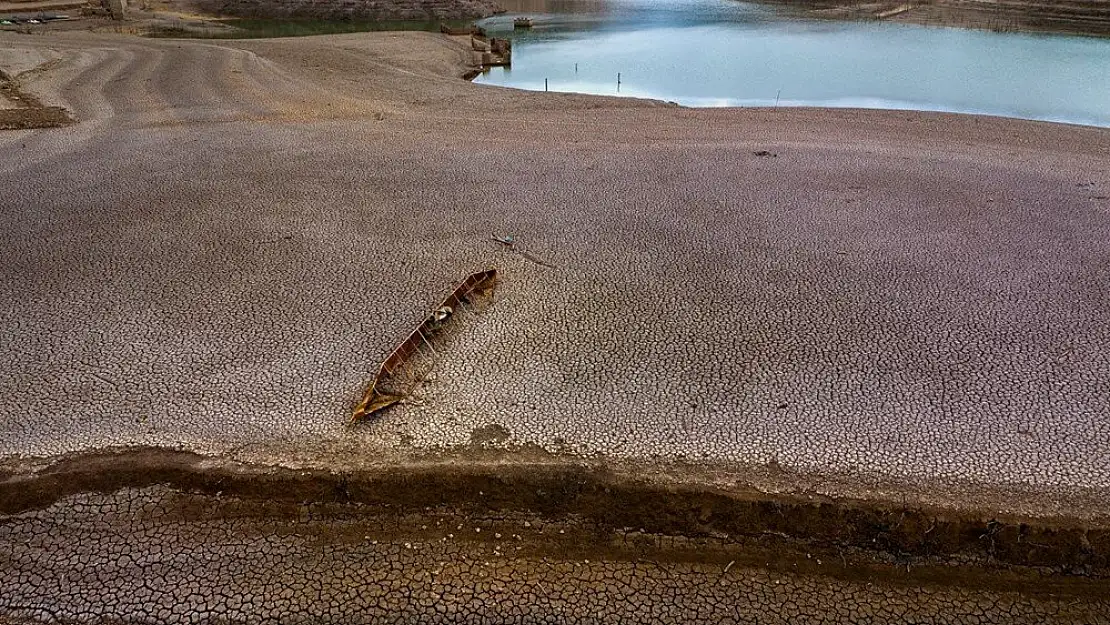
[220,44,390,121]
[60,46,140,124]
[2,34,382,137]
[215,47,286,121]
[148,42,241,124]
[132,39,379,126]
[100,43,175,125]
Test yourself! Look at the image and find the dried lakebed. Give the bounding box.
[1,29,1109,624]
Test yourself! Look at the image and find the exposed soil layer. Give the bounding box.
[2,448,1109,579]
[0,72,71,130]
[6,498,1109,625]
[1,448,1109,623]
[189,0,503,20]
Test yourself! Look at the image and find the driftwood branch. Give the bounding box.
[491,233,556,268]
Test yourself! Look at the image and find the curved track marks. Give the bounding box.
[1,35,381,135]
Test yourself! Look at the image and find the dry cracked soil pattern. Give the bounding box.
[1,28,1109,624]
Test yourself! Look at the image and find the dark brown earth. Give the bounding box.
[1,448,1108,623]
[4,448,1110,577]
[900,0,1110,35]
[0,72,72,130]
[191,0,503,20]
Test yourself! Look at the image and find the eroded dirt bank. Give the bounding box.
[188,0,504,21]
[1,448,1109,624]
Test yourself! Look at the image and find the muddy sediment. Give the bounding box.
[5,488,1107,624]
[1,448,1108,623]
[3,447,1109,577]
[0,71,71,130]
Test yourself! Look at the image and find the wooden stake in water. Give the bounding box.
[617,72,621,93]
[545,78,548,92]
[775,89,781,107]
[575,63,578,73]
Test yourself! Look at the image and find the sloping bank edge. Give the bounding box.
[0,446,1107,600]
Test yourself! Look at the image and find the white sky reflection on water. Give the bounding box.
[476,2,1110,127]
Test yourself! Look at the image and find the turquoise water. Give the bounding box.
[474,0,1110,127]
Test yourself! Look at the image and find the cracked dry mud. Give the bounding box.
[0,487,1105,625]
[2,451,1109,624]
[1,28,1109,624]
